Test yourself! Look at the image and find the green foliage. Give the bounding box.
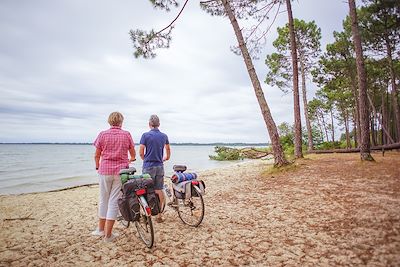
[209,146,243,161]
[278,122,294,146]
[315,141,342,150]
[149,0,178,11]
[130,28,173,59]
[265,19,322,92]
[303,125,324,146]
[265,53,291,92]
[277,122,295,155]
[283,145,295,156]
[338,139,356,149]
[276,122,321,155]
[357,0,400,54]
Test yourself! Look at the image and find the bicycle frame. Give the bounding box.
[136,189,152,217]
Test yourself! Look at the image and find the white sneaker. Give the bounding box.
[91,229,105,236]
[104,233,119,242]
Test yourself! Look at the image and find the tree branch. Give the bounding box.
[156,0,190,35]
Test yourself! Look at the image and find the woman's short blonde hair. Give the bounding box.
[108,112,124,126]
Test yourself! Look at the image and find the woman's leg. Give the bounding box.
[104,175,122,238]
[98,218,106,232]
[104,220,115,238]
[98,175,112,231]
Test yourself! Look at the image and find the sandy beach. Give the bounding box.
[1,152,400,266]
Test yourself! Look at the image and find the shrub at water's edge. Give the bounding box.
[209,146,243,161]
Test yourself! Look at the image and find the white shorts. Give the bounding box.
[98,174,121,220]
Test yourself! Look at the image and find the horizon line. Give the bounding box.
[0,142,270,146]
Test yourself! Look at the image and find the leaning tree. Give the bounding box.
[131,0,289,166]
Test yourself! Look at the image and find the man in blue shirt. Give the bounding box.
[140,114,171,223]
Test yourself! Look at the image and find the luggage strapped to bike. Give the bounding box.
[118,169,161,221]
[172,179,206,199]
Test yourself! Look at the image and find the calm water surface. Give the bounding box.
[0,144,246,195]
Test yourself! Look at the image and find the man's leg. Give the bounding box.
[143,166,164,222]
[154,166,165,222]
[156,189,164,216]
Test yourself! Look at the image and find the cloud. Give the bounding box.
[0,0,349,143]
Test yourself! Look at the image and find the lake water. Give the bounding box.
[0,144,248,195]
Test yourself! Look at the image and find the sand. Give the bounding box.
[1,152,399,266]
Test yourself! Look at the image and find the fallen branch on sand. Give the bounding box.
[239,147,272,159]
[309,142,400,154]
[4,213,34,221]
[210,146,271,160]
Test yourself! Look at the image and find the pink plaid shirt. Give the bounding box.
[94,126,134,175]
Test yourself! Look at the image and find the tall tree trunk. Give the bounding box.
[368,93,394,144]
[371,113,376,146]
[348,0,373,161]
[315,114,325,142]
[348,63,362,147]
[378,111,383,145]
[320,111,329,142]
[330,108,335,143]
[382,91,390,144]
[221,0,288,166]
[385,37,400,142]
[388,89,395,140]
[381,104,385,145]
[286,0,303,158]
[344,109,351,148]
[299,54,313,151]
[370,93,376,146]
[352,118,358,147]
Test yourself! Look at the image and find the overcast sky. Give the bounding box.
[0,0,349,143]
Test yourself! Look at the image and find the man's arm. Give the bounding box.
[139,144,145,160]
[94,148,101,170]
[163,144,171,161]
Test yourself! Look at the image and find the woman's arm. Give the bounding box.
[94,148,101,170]
[129,147,136,162]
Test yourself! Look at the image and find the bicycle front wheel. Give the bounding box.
[134,206,154,248]
[177,185,204,227]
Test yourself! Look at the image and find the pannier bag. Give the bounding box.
[171,172,198,184]
[120,177,160,216]
[172,180,206,199]
[118,194,141,221]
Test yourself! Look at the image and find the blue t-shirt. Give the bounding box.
[140,128,169,168]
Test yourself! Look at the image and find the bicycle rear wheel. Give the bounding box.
[134,206,154,248]
[177,185,204,227]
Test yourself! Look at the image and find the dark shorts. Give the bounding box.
[142,165,164,190]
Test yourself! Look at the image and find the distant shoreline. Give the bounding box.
[0,142,270,146]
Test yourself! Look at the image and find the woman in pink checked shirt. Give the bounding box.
[91,112,136,242]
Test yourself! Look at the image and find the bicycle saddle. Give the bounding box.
[119,167,137,175]
[173,165,187,172]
